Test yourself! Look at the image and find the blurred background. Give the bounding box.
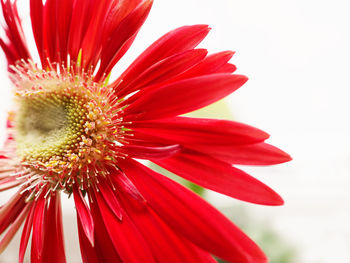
[1,0,350,262]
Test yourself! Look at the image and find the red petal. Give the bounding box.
[123,74,248,121]
[42,193,66,263]
[56,0,73,64]
[0,204,30,254]
[0,193,26,235]
[113,24,210,95]
[30,0,44,65]
[79,0,114,70]
[67,0,93,62]
[102,0,143,41]
[119,193,216,262]
[0,38,17,68]
[77,216,99,263]
[92,190,156,263]
[78,203,123,263]
[98,180,123,221]
[216,63,237,73]
[116,48,208,97]
[171,51,236,81]
[73,186,94,246]
[195,142,292,165]
[128,117,269,146]
[154,150,284,205]
[95,0,153,80]
[120,144,181,159]
[119,159,267,263]
[0,0,30,64]
[113,172,146,205]
[19,203,35,263]
[42,0,58,63]
[31,196,47,263]
[0,177,23,192]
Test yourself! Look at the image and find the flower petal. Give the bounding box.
[128,117,269,146]
[77,216,99,263]
[115,48,208,97]
[120,144,181,159]
[154,150,284,205]
[56,0,74,64]
[170,51,236,81]
[0,204,30,254]
[192,142,292,165]
[0,193,26,235]
[42,193,66,263]
[0,0,31,65]
[30,0,44,64]
[95,0,154,80]
[123,74,248,121]
[67,0,93,61]
[31,195,47,263]
[119,159,267,263]
[42,0,58,63]
[118,192,216,263]
[19,203,35,263]
[79,0,114,69]
[92,190,156,263]
[77,206,122,263]
[73,186,94,246]
[113,24,210,95]
[98,180,123,221]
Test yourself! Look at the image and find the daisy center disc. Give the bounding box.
[16,91,87,162]
[11,64,121,184]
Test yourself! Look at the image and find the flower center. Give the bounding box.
[17,92,82,160]
[10,63,124,190]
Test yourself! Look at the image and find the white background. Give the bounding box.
[1,0,350,262]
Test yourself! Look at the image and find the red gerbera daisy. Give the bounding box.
[0,0,291,262]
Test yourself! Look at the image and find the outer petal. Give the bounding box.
[154,150,284,205]
[123,74,248,121]
[42,0,58,63]
[193,142,292,165]
[77,216,99,263]
[78,195,123,263]
[42,193,66,263]
[0,193,27,235]
[73,186,94,246]
[0,0,31,65]
[113,24,210,96]
[128,117,269,146]
[119,159,267,263]
[95,0,153,80]
[170,51,237,81]
[67,0,93,61]
[114,49,208,97]
[56,0,74,64]
[91,190,157,263]
[79,0,114,70]
[117,192,216,263]
[19,203,35,263]
[77,208,123,263]
[31,195,47,263]
[119,144,181,159]
[98,180,123,221]
[0,204,30,254]
[30,0,44,64]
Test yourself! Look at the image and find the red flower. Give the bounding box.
[0,1,291,262]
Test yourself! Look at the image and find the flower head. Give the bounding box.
[0,1,291,262]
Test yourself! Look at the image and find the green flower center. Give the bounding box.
[16,91,86,162]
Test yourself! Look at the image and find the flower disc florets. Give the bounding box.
[10,62,125,194]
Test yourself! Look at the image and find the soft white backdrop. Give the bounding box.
[1,0,350,262]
